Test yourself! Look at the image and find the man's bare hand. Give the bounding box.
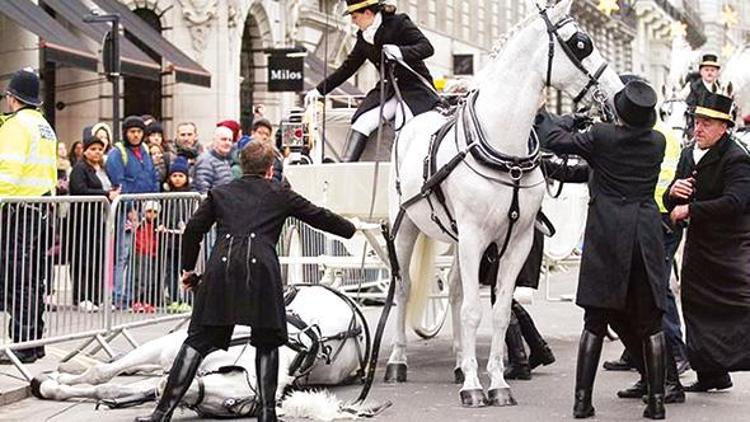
[669,178,695,200]
[670,204,690,225]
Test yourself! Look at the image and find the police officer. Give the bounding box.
[0,68,57,363]
[536,80,668,419]
[305,0,440,162]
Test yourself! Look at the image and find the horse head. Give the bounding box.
[532,0,623,115]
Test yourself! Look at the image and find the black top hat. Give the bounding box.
[693,92,734,125]
[699,54,720,69]
[614,80,657,128]
[343,0,383,15]
[5,68,41,107]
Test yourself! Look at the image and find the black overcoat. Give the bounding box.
[536,111,666,311]
[685,79,713,108]
[316,12,440,122]
[181,176,356,340]
[663,134,750,371]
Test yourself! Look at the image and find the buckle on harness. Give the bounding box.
[509,166,523,181]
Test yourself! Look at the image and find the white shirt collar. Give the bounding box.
[692,143,710,163]
[362,12,382,45]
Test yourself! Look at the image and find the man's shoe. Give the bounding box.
[603,350,635,371]
[642,382,686,404]
[684,375,733,392]
[617,379,645,398]
[528,344,556,370]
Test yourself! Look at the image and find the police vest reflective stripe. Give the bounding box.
[654,121,680,213]
[0,108,57,196]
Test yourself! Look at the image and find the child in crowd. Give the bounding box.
[160,157,193,313]
[132,201,162,313]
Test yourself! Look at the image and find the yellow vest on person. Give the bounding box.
[654,120,681,213]
[0,108,57,196]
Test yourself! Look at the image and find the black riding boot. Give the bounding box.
[573,330,603,419]
[512,300,555,369]
[341,130,369,162]
[664,343,685,403]
[643,332,666,419]
[504,314,531,380]
[134,344,203,422]
[256,347,279,422]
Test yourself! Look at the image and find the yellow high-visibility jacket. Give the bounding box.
[654,120,681,213]
[0,108,57,196]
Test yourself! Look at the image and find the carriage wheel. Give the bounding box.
[412,269,450,339]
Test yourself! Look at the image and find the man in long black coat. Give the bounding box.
[664,91,750,392]
[135,142,356,422]
[305,0,440,162]
[536,80,668,419]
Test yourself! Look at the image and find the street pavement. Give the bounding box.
[1,264,749,421]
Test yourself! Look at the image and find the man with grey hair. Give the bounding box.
[193,125,235,193]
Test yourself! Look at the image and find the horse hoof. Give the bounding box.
[487,388,517,407]
[454,368,465,384]
[30,373,52,399]
[384,363,407,383]
[460,389,487,408]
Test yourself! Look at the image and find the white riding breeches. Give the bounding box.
[351,97,414,136]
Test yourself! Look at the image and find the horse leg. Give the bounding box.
[457,238,487,407]
[486,230,534,407]
[448,254,464,384]
[57,331,187,385]
[31,372,158,401]
[384,216,419,383]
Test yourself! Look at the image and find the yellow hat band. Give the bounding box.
[700,61,720,68]
[694,106,732,121]
[347,0,380,13]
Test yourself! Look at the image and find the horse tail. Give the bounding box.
[406,233,438,330]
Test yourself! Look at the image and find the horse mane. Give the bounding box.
[489,11,539,59]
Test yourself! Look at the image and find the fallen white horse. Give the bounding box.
[31,284,374,419]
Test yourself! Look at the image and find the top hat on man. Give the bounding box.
[343,0,383,15]
[614,80,657,128]
[693,92,734,126]
[699,54,720,69]
[5,68,41,107]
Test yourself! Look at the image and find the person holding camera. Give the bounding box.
[664,91,750,393]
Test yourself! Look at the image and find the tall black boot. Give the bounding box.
[573,330,603,419]
[664,342,685,403]
[643,332,666,420]
[504,314,531,380]
[134,344,203,422]
[341,130,369,162]
[512,300,555,369]
[256,347,279,422]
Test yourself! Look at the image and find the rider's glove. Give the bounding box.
[304,88,321,106]
[382,44,403,61]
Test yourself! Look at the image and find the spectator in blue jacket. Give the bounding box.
[105,115,159,309]
[192,126,234,193]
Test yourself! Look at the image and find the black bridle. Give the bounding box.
[539,7,609,105]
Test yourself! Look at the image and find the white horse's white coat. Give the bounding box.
[34,285,365,418]
[386,0,624,405]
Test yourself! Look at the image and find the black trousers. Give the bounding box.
[185,320,286,357]
[583,244,663,372]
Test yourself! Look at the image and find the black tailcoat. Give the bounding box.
[317,12,440,122]
[181,176,356,343]
[663,134,750,371]
[686,79,714,108]
[536,111,666,311]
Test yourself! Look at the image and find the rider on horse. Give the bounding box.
[305,0,440,162]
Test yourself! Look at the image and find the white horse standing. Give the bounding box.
[31,285,368,418]
[384,0,623,407]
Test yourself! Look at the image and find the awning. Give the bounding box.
[92,0,211,87]
[0,0,98,71]
[305,54,362,97]
[42,0,161,81]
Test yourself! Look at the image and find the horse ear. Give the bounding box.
[662,85,667,96]
[553,0,574,15]
[727,81,734,97]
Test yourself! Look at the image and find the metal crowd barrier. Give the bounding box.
[0,193,203,379]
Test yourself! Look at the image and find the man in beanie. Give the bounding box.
[536,80,669,419]
[106,115,159,309]
[0,67,56,363]
[664,91,750,392]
